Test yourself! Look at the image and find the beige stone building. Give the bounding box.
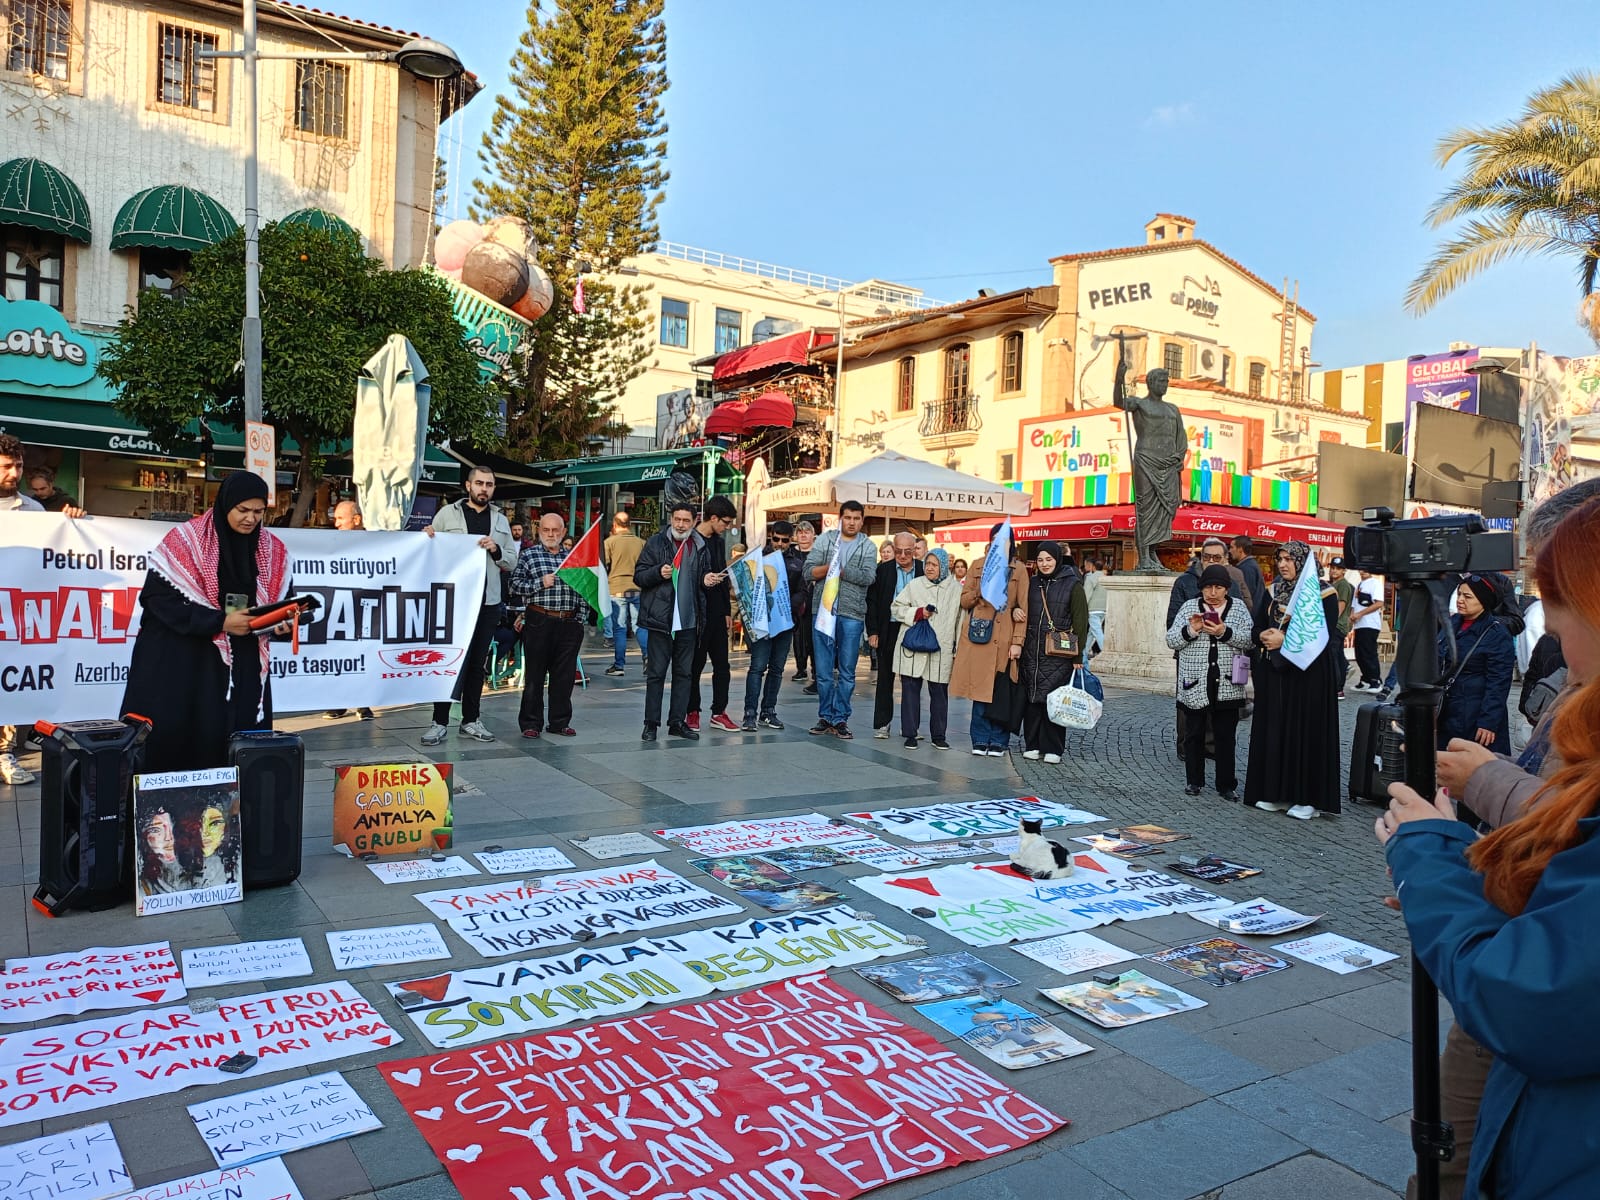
[590,242,931,445]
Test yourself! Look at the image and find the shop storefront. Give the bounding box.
[530,446,734,536]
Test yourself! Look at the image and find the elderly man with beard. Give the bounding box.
[636,501,709,740]
[509,512,586,739]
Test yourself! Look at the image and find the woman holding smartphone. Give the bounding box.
[1166,564,1253,799]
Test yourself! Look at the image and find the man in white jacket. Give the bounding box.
[422,466,516,746]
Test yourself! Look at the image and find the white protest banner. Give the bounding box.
[382,974,1063,1200]
[0,981,401,1129]
[1189,898,1323,937]
[843,796,1105,841]
[181,939,313,989]
[653,814,865,856]
[364,857,480,885]
[569,832,663,860]
[827,837,933,871]
[1012,931,1141,977]
[472,846,577,875]
[0,515,486,724]
[0,1122,130,1200]
[187,1071,381,1168]
[419,861,745,958]
[107,1159,303,1200]
[327,925,451,971]
[0,942,185,1023]
[1272,933,1399,974]
[852,854,1220,946]
[388,908,917,1049]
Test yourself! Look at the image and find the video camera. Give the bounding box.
[1342,506,1513,581]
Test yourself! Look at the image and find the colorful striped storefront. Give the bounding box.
[1014,470,1318,515]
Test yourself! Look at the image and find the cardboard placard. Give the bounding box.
[132,768,243,915]
[364,856,480,885]
[187,1071,382,1167]
[382,975,1064,1200]
[0,942,185,1023]
[843,797,1104,841]
[0,1123,130,1200]
[105,1159,303,1200]
[326,925,452,971]
[332,762,454,857]
[0,981,401,1129]
[181,939,313,989]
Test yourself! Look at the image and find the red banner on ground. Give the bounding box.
[380,973,1065,1200]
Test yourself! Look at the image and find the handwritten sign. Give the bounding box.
[413,861,744,958]
[0,1123,129,1200]
[1189,897,1322,937]
[827,836,934,870]
[0,942,185,1023]
[381,974,1064,1200]
[327,925,451,971]
[0,981,401,1129]
[388,908,917,1048]
[365,856,480,885]
[569,833,662,860]
[181,939,313,989]
[852,854,1220,946]
[187,1071,381,1167]
[843,797,1105,841]
[652,814,866,857]
[106,1159,303,1200]
[472,846,577,875]
[1273,933,1399,974]
[332,762,454,857]
[132,768,242,916]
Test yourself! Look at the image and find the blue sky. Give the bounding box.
[332,0,1596,368]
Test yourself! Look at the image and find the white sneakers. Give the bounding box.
[1286,805,1318,821]
[420,723,448,747]
[1043,753,1062,765]
[970,747,986,757]
[1022,749,1042,761]
[1254,801,1289,812]
[874,727,890,740]
[423,721,494,746]
[987,748,1006,757]
[460,721,495,742]
[0,754,34,785]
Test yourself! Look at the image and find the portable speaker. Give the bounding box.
[227,730,305,888]
[1349,701,1406,805]
[33,717,151,916]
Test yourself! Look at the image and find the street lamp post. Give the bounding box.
[203,4,465,427]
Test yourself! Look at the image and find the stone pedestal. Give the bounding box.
[1091,573,1177,695]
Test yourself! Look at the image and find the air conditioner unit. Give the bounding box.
[1195,346,1227,383]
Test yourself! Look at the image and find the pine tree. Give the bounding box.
[477,0,667,458]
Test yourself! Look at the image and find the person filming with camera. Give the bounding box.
[1377,496,1600,1200]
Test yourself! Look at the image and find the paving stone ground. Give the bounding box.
[0,638,1448,1199]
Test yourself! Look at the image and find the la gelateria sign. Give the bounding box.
[0,297,96,388]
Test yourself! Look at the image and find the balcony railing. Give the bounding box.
[920,394,983,440]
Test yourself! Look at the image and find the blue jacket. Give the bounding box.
[1438,614,1516,752]
[1387,816,1600,1199]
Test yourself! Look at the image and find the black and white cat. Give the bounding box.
[1008,817,1074,879]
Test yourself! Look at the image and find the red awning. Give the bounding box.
[711,330,834,385]
[935,503,1347,548]
[743,390,795,429]
[703,400,747,437]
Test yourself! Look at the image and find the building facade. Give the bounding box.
[590,242,931,444]
[1313,343,1523,451]
[1,0,472,517]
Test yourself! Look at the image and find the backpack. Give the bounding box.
[1479,571,1525,638]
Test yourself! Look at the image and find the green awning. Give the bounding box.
[279,207,362,244]
[0,158,92,243]
[110,185,238,252]
[535,447,723,489]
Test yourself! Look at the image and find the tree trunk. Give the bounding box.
[289,439,319,527]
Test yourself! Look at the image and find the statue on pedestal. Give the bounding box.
[1113,353,1187,573]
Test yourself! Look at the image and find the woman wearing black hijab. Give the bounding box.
[1436,573,1516,754]
[1017,541,1089,763]
[121,473,293,772]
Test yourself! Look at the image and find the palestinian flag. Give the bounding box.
[670,536,692,632]
[556,523,607,617]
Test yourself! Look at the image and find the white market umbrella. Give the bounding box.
[352,334,430,531]
[743,455,771,545]
[760,449,1032,523]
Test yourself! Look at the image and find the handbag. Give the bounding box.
[990,664,1026,734]
[1230,653,1251,687]
[901,618,940,655]
[967,616,995,645]
[1041,584,1079,658]
[1046,667,1103,730]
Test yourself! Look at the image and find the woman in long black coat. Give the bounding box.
[121,473,293,772]
[1018,541,1089,763]
[1436,573,1516,754]
[1243,540,1342,820]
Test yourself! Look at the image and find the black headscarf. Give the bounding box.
[212,472,270,608]
[1035,541,1065,577]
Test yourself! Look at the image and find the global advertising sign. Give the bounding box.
[1405,349,1479,416]
[1020,407,1249,481]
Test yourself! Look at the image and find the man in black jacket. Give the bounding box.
[1229,535,1266,613]
[686,495,739,732]
[635,501,707,740]
[866,531,921,737]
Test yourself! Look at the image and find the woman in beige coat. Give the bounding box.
[949,527,1029,756]
[890,549,963,748]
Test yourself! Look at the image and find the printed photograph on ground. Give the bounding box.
[1041,970,1207,1028]
[133,768,242,916]
[915,996,1093,1068]
[1145,937,1293,987]
[856,951,1021,1002]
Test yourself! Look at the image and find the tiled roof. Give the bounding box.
[1050,239,1316,322]
[845,284,1050,329]
[1168,377,1364,418]
[269,2,421,42]
[1153,212,1196,224]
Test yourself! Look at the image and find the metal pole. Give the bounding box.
[242,0,262,427]
[830,288,846,468]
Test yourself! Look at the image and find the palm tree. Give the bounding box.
[1407,71,1600,341]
